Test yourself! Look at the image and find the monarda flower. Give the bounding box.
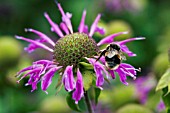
[16,3,144,104]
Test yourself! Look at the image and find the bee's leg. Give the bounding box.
[96,50,107,62]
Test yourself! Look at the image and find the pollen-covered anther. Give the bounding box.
[53,33,99,67]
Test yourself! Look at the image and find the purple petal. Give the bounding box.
[31,81,38,92]
[25,74,34,86]
[119,63,137,80]
[120,63,137,75]
[96,70,104,90]
[134,76,156,104]
[86,58,109,89]
[24,39,46,53]
[33,60,54,65]
[118,44,136,57]
[62,65,75,92]
[78,10,87,33]
[87,58,109,78]
[115,37,145,57]
[108,70,116,79]
[89,14,101,37]
[57,3,73,34]
[157,100,165,112]
[30,73,40,92]
[117,37,145,45]
[72,68,84,104]
[25,28,55,46]
[16,35,54,52]
[83,25,89,34]
[16,66,33,77]
[44,12,64,37]
[115,67,128,85]
[95,27,105,35]
[97,31,128,46]
[60,22,69,35]
[17,67,42,83]
[41,66,62,93]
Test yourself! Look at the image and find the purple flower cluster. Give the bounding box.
[16,3,144,104]
[134,76,156,104]
[105,0,142,13]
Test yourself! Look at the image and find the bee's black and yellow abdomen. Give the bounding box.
[105,55,121,69]
[53,33,99,68]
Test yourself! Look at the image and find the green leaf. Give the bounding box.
[162,87,170,112]
[156,68,170,95]
[82,70,94,91]
[79,62,94,70]
[94,88,101,105]
[66,92,80,112]
[78,98,87,112]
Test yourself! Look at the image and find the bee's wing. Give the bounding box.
[119,52,126,60]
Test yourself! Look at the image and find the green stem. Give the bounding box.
[84,91,94,113]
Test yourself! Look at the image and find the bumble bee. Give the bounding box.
[96,43,126,70]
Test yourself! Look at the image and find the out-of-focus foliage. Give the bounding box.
[156,69,170,112]
[0,0,170,112]
[117,104,153,113]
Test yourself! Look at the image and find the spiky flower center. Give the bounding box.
[53,33,99,67]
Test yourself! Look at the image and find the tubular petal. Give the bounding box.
[89,14,101,37]
[16,36,54,52]
[60,22,69,35]
[72,68,84,104]
[25,28,55,46]
[117,37,145,45]
[119,44,136,57]
[17,67,42,83]
[62,65,75,92]
[108,70,116,79]
[115,68,128,85]
[16,66,33,78]
[41,66,62,92]
[57,3,73,34]
[78,10,87,33]
[86,58,108,88]
[24,39,46,53]
[44,12,64,37]
[95,27,105,35]
[97,31,128,46]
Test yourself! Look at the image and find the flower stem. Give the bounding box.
[84,91,94,113]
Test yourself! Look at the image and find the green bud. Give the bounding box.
[0,36,22,69]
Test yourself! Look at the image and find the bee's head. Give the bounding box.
[106,43,120,53]
[110,43,120,51]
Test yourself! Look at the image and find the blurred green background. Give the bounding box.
[0,0,170,113]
